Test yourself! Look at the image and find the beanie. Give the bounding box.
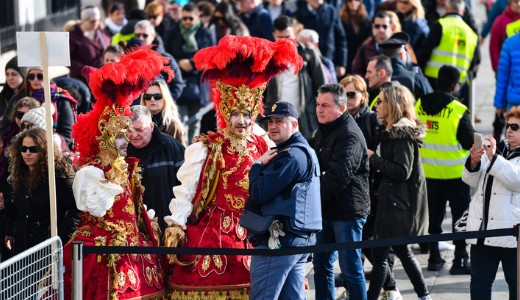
[20,106,47,129]
[5,56,27,78]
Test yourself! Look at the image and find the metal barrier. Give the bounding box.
[0,236,64,300]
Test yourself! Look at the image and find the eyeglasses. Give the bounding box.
[182,16,194,21]
[27,73,44,81]
[148,15,159,19]
[373,24,388,30]
[346,91,359,99]
[506,123,520,131]
[135,33,149,39]
[15,111,25,119]
[143,93,163,100]
[20,145,38,153]
[21,123,33,131]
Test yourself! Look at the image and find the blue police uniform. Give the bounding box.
[246,128,321,300]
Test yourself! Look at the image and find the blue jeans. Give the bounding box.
[313,217,367,300]
[250,245,309,300]
[470,244,517,300]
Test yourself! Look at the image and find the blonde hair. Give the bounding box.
[387,11,402,32]
[380,85,416,126]
[403,0,426,20]
[339,75,369,106]
[141,80,186,145]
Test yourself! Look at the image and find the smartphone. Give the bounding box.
[474,133,483,149]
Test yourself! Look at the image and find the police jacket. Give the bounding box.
[391,58,433,100]
[127,126,185,231]
[248,132,322,235]
[311,112,370,220]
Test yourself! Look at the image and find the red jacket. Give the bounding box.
[489,7,520,72]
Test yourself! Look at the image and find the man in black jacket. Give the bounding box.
[311,83,370,300]
[127,105,185,232]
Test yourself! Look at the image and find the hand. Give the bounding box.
[336,66,346,78]
[496,108,505,117]
[469,143,484,170]
[179,59,193,72]
[256,149,278,165]
[5,235,13,251]
[484,135,497,161]
[163,224,186,264]
[367,149,374,158]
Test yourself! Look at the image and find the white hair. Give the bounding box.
[297,29,319,44]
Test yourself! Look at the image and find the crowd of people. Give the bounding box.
[0,0,519,299]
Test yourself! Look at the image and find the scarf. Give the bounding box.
[180,20,201,53]
[27,83,78,127]
[104,17,128,35]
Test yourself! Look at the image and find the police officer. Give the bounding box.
[419,0,479,107]
[415,65,475,275]
[243,102,322,300]
[380,32,433,101]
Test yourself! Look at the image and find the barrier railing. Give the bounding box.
[0,236,64,300]
[70,226,520,299]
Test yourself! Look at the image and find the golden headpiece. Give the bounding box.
[193,35,303,129]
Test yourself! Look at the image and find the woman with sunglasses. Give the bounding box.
[141,79,186,146]
[3,127,78,255]
[462,106,520,299]
[367,85,431,300]
[1,67,78,150]
[340,75,404,299]
[395,0,429,58]
[0,97,39,261]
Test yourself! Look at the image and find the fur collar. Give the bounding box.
[386,118,426,141]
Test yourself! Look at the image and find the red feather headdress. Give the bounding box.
[73,46,173,164]
[194,35,303,129]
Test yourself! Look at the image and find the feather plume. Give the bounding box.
[73,46,174,163]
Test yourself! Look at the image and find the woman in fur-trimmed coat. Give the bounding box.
[367,85,430,300]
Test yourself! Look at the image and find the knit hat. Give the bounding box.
[20,106,54,129]
[5,56,27,78]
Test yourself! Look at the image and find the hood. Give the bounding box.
[420,91,458,115]
[387,117,426,142]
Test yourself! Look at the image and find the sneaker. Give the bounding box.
[427,259,446,271]
[382,288,403,300]
[419,295,432,300]
[450,257,471,275]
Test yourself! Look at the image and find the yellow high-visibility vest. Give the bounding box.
[424,16,478,84]
[506,19,520,37]
[416,98,469,179]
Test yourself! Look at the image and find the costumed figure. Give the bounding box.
[63,47,174,299]
[163,35,303,299]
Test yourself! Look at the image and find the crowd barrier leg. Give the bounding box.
[72,241,83,300]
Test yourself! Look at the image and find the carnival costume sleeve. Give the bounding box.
[73,165,124,217]
[164,142,208,229]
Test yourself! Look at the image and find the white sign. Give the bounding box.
[16,32,70,67]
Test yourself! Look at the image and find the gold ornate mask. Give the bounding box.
[96,105,132,167]
[216,81,265,130]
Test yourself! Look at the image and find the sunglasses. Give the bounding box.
[346,91,359,99]
[376,98,384,105]
[182,16,194,21]
[20,145,38,153]
[143,93,163,100]
[27,73,44,81]
[135,33,149,39]
[15,111,25,119]
[21,123,33,131]
[373,24,388,30]
[148,15,159,19]
[506,123,520,131]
